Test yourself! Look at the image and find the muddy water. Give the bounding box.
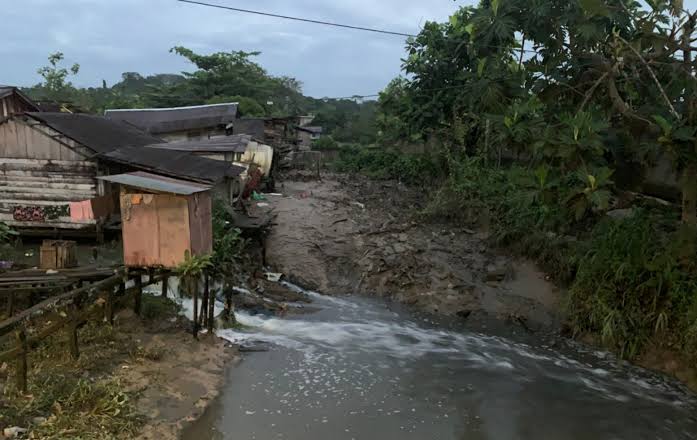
[185,285,697,440]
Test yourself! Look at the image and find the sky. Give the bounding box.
[1,0,466,98]
[4,1,697,99]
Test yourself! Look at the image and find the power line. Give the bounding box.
[177,0,417,38]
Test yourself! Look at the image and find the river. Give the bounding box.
[183,284,697,440]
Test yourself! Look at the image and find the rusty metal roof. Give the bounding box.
[98,171,211,195]
[146,134,254,154]
[104,103,238,134]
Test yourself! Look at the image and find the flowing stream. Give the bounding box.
[184,284,697,440]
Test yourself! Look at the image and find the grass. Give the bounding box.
[0,294,185,438]
[0,322,144,439]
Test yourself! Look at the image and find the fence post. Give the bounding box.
[206,274,214,334]
[161,276,168,298]
[134,274,142,316]
[7,291,15,317]
[68,307,80,360]
[200,278,209,329]
[16,329,28,393]
[105,288,115,326]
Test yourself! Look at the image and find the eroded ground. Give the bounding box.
[263,174,561,330]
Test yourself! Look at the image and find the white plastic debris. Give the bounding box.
[3,427,27,438]
[264,272,283,282]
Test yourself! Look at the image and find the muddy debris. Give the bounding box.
[263,175,562,329]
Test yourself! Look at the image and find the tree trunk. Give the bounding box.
[682,164,697,225]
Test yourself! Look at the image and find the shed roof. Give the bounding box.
[101,146,245,184]
[25,112,163,154]
[297,126,323,134]
[104,103,238,134]
[146,134,254,154]
[98,171,211,195]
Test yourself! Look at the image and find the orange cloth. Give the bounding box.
[69,200,94,221]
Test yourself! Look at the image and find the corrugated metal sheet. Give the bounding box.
[105,103,238,134]
[25,113,163,154]
[146,134,253,153]
[101,146,245,183]
[98,171,211,195]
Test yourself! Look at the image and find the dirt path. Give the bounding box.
[263,175,561,329]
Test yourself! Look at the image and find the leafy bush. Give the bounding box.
[568,213,697,359]
[211,199,247,273]
[334,146,442,185]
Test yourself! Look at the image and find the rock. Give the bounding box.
[456,310,472,320]
[607,208,635,220]
[3,427,27,438]
[398,233,409,242]
[31,417,47,426]
[485,266,508,282]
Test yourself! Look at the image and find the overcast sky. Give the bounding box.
[2,0,696,98]
[1,0,466,98]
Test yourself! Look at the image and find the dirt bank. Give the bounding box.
[263,174,561,329]
[0,297,236,440]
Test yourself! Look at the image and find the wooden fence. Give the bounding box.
[0,268,170,393]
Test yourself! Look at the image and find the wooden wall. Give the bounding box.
[0,118,99,230]
[0,95,34,118]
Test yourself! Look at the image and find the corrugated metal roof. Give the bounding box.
[98,171,211,195]
[26,112,163,154]
[105,103,238,134]
[297,126,323,134]
[146,134,254,153]
[101,146,245,184]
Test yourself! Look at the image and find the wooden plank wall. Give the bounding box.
[0,119,99,229]
[0,95,33,118]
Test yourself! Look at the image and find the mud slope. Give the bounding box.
[264,175,561,328]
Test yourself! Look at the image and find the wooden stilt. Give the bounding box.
[161,276,168,298]
[134,275,142,316]
[192,278,199,339]
[206,274,214,334]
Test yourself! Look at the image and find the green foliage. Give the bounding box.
[334,146,443,185]
[569,213,697,359]
[312,135,340,151]
[35,52,80,102]
[210,199,248,278]
[141,295,182,321]
[175,252,212,279]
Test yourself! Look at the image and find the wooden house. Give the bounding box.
[296,126,323,150]
[0,112,243,234]
[98,172,213,268]
[0,86,39,118]
[104,103,239,142]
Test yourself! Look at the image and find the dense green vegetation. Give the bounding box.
[342,0,697,363]
[22,49,377,143]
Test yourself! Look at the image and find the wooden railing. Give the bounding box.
[0,268,170,393]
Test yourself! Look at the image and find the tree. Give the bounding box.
[379,0,697,227]
[36,52,80,101]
